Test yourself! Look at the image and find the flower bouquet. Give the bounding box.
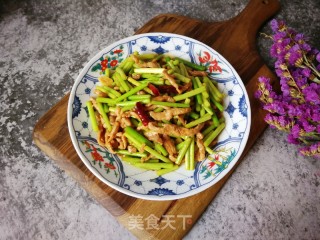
[255,19,320,158]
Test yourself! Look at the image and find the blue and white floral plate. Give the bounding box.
[67,33,251,200]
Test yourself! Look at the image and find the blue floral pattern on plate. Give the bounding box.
[67,33,251,200]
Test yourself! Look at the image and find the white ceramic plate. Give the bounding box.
[67,33,251,200]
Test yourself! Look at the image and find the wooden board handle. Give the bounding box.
[204,0,280,54]
[229,0,280,33]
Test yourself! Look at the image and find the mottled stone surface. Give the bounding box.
[0,0,319,239]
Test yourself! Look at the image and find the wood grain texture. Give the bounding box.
[33,0,280,239]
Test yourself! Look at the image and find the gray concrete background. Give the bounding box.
[0,0,319,239]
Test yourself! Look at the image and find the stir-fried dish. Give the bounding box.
[86,52,225,175]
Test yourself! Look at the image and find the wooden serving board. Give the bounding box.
[33,0,280,239]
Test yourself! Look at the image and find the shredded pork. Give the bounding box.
[149,107,191,121]
[145,105,170,111]
[147,61,160,68]
[144,131,163,144]
[115,132,128,150]
[152,95,175,102]
[163,70,182,94]
[107,122,120,143]
[120,117,132,128]
[179,82,192,93]
[128,145,137,153]
[162,134,177,162]
[176,115,186,126]
[188,70,208,77]
[196,132,204,140]
[147,122,205,137]
[93,89,107,97]
[132,55,139,64]
[141,154,153,162]
[97,125,106,146]
[196,134,206,161]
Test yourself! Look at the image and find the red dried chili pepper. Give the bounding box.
[148,83,160,96]
[157,85,178,94]
[135,102,151,126]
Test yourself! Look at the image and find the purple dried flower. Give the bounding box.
[279,77,291,97]
[300,118,316,133]
[270,38,291,60]
[278,115,289,127]
[302,84,320,105]
[269,90,278,100]
[258,76,272,86]
[270,19,280,32]
[299,142,320,158]
[287,44,302,66]
[275,59,284,69]
[257,19,320,158]
[273,31,287,41]
[282,38,291,46]
[263,100,288,115]
[291,124,302,138]
[300,43,311,52]
[310,48,319,56]
[265,113,293,131]
[270,44,279,58]
[256,76,281,104]
[294,33,306,42]
[275,68,284,78]
[301,68,311,78]
[298,105,312,119]
[270,19,286,32]
[316,52,320,63]
[264,113,272,121]
[311,107,320,122]
[258,77,271,90]
[254,90,262,99]
[291,69,308,89]
[287,103,300,117]
[287,133,299,144]
[264,113,276,129]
